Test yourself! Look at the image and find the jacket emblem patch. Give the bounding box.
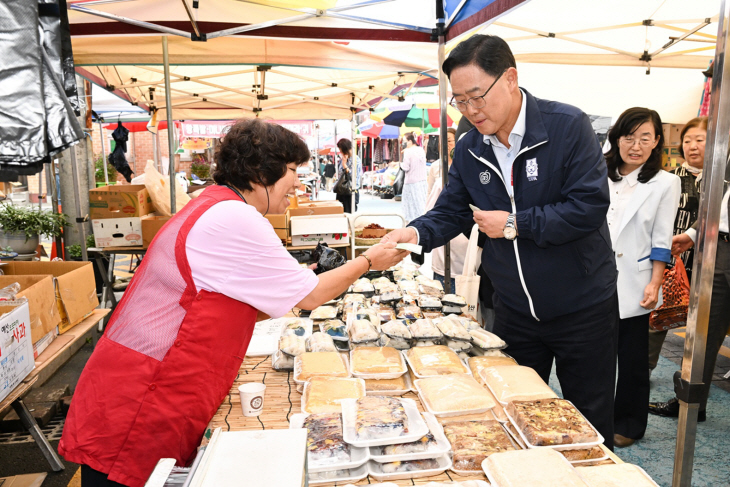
[479,170,491,185]
[526,158,538,181]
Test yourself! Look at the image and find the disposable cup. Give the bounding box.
[238,382,266,417]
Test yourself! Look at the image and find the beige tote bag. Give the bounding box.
[456,224,482,322]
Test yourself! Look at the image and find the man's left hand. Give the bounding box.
[473,210,511,238]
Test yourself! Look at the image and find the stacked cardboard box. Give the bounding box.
[90,185,154,248]
[264,201,345,244]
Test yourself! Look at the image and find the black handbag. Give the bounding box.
[392,167,405,196]
[333,170,352,195]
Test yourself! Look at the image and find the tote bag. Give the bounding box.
[456,224,482,323]
[649,258,691,331]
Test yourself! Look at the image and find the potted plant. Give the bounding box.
[0,204,69,254]
[95,154,119,187]
[0,246,17,261]
[190,153,212,180]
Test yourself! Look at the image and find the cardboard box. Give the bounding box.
[662,123,683,147]
[32,326,57,359]
[0,302,34,403]
[289,214,349,247]
[1,261,99,332]
[662,146,685,169]
[0,276,60,345]
[264,213,289,241]
[287,201,344,218]
[89,184,153,219]
[0,473,47,487]
[142,214,172,248]
[92,217,144,247]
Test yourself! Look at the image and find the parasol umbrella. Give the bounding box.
[370,99,462,129]
[358,120,400,139]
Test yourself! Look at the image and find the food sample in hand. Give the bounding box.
[355,396,409,440]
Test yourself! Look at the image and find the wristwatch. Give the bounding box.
[503,214,517,240]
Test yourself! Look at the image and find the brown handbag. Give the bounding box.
[649,258,691,332]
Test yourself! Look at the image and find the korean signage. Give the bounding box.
[181,121,233,139]
[270,120,314,138]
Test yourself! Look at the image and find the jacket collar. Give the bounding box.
[467,88,549,158]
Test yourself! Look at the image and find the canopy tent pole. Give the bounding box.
[162,36,177,215]
[436,7,451,294]
[46,160,63,259]
[673,1,730,485]
[351,117,357,212]
[98,120,109,185]
[69,147,88,262]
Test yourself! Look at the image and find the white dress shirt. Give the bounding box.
[607,166,642,247]
[686,187,730,242]
[482,89,527,196]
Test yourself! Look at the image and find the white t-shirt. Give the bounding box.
[186,200,319,318]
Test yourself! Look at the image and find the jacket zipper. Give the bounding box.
[469,145,547,321]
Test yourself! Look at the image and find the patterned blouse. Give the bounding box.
[671,165,702,278]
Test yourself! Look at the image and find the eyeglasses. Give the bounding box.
[619,136,655,148]
[450,69,507,112]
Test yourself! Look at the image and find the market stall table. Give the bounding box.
[88,246,146,318]
[205,354,622,485]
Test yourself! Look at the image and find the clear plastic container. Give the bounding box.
[364,373,412,396]
[289,413,369,473]
[349,346,407,380]
[341,397,429,448]
[369,413,451,463]
[479,365,557,406]
[503,399,604,451]
[301,377,365,414]
[402,347,470,378]
[367,454,451,481]
[482,448,587,487]
[293,352,350,384]
[414,375,495,418]
[576,463,660,486]
[307,463,368,485]
[444,420,522,477]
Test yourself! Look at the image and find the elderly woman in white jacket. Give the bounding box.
[605,107,681,448]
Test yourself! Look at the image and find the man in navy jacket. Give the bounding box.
[383,35,619,449]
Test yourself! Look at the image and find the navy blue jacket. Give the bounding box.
[410,89,617,321]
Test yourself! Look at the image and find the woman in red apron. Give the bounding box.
[59,119,408,487]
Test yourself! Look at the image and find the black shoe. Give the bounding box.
[648,398,706,422]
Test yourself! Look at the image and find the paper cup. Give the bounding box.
[238,383,266,417]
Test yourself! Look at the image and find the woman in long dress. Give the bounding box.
[400,133,428,223]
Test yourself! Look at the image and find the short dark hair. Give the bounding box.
[605,107,664,183]
[213,119,309,191]
[442,35,516,78]
[677,116,708,158]
[336,138,352,157]
[405,133,417,145]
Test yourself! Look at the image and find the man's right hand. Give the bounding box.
[672,233,694,256]
[381,227,418,245]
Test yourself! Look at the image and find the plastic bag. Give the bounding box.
[0,282,20,301]
[649,258,690,331]
[143,160,190,216]
[313,242,346,275]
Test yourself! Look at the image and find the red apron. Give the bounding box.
[59,186,258,487]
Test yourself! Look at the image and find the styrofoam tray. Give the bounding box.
[401,349,471,379]
[367,454,451,481]
[482,450,579,487]
[503,400,604,451]
[247,318,312,356]
[350,347,408,380]
[301,378,366,414]
[365,372,413,396]
[293,352,351,384]
[289,413,369,473]
[564,449,610,465]
[369,413,451,463]
[341,397,429,448]
[307,463,368,485]
[449,422,522,477]
[478,368,558,407]
[413,377,495,418]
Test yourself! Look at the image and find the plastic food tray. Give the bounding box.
[307,463,368,485]
[293,352,350,384]
[289,413,369,473]
[341,397,429,448]
[480,369,557,407]
[369,413,451,463]
[564,448,609,466]
[350,347,408,380]
[365,372,413,396]
[414,376,495,418]
[301,377,366,414]
[503,399,604,451]
[448,422,522,477]
[401,349,471,379]
[367,454,451,481]
[309,305,340,321]
[481,450,581,487]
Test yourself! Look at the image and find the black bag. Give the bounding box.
[333,170,352,195]
[392,167,405,196]
[312,242,346,275]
